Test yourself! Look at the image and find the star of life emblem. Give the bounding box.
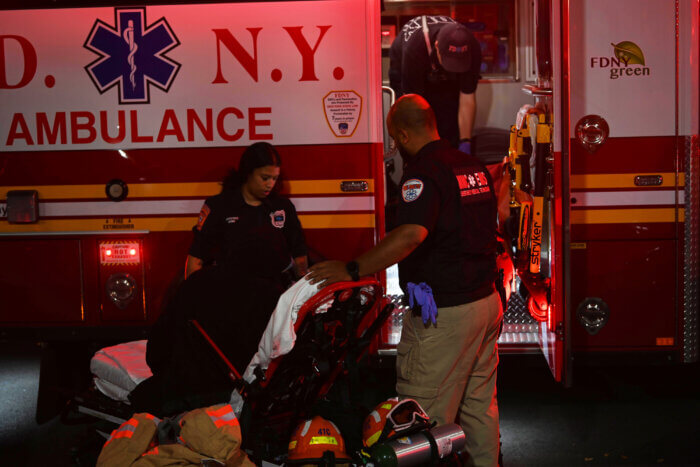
[402,178,424,202]
[270,210,286,228]
[84,8,181,104]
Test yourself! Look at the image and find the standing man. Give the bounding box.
[308,95,502,466]
[389,16,482,154]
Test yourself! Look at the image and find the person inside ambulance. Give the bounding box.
[389,16,482,154]
[185,141,308,290]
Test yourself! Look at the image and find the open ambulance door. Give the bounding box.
[565,0,698,366]
[509,0,570,385]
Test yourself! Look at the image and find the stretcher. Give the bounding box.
[74,277,394,463]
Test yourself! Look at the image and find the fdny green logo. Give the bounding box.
[590,41,650,79]
[611,41,645,65]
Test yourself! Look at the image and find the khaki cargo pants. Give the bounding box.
[396,291,502,467]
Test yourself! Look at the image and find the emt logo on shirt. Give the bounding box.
[456,171,490,197]
[402,178,424,202]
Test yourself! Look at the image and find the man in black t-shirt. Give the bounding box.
[389,16,482,153]
[308,95,502,466]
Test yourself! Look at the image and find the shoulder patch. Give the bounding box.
[195,204,211,231]
[401,178,424,203]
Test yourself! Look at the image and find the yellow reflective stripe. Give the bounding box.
[571,208,685,224]
[298,214,375,229]
[0,183,219,199]
[0,217,194,233]
[288,440,298,450]
[309,436,338,446]
[0,214,375,233]
[0,179,374,200]
[570,173,684,189]
[1,184,104,199]
[365,431,381,447]
[379,403,393,410]
[283,179,374,195]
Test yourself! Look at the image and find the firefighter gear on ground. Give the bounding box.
[362,398,430,448]
[97,404,254,467]
[287,416,353,465]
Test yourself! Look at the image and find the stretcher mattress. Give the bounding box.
[90,278,320,404]
[90,340,152,402]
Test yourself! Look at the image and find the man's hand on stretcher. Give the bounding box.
[306,260,352,287]
[307,224,427,288]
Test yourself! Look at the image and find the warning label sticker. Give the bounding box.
[323,90,362,137]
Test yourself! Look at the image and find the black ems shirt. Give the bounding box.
[397,140,497,307]
[389,16,482,146]
[189,190,306,278]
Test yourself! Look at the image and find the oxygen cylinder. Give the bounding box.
[368,424,466,467]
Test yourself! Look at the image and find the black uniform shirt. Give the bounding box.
[397,139,497,307]
[389,16,482,145]
[189,189,307,279]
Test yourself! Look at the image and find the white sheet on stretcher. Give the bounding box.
[91,278,321,404]
[90,340,152,402]
[230,277,321,414]
[242,277,321,382]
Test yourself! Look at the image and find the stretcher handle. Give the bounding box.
[297,278,381,317]
[189,319,244,383]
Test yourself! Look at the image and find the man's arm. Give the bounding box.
[458,91,477,141]
[185,254,203,279]
[307,224,428,286]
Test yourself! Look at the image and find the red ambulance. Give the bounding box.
[1,0,698,392]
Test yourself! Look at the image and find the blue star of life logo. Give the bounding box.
[84,8,181,104]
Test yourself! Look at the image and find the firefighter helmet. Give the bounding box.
[287,416,353,465]
[362,398,431,448]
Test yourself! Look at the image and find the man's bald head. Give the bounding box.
[387,94,438,136]
[387,94,440,157]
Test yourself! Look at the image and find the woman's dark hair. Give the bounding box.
[222,142,282,193]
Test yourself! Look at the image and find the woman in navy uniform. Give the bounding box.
[185,142,308,290]
[134,143,307,416]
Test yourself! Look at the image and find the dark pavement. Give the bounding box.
[1,341,698,466]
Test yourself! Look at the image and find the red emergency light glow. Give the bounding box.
[100,242,141,265]
[381,30,391,36]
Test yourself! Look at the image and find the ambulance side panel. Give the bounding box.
[0,1,384,338]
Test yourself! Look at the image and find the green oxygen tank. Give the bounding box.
[368,424,466,467]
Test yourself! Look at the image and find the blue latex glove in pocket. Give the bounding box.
[407,282,438,325]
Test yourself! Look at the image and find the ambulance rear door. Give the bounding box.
[566,0,698,359]
[525,0,569,384]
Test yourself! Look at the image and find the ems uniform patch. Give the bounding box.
[270,210,286,228]
[195,204,211,231]
[401,179,424,202]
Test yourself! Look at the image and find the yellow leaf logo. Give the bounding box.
[611,41,645,66]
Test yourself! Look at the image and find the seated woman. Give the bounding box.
[131,142,308,416]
